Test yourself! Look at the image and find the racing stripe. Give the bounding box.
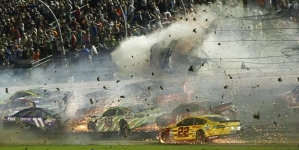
[97,120,106,132]
[127,118,142,128]
[133,117,148,128]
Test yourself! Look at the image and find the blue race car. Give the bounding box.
[2,107,65,131]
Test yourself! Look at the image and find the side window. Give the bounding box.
[102,109,117,117]
[30,109,39,117]
[32,109,47,117]
[194,118,206,125]
[10,92,31,100]
[116,109,125,116]
[20,101,33,107]
[18,110,33,117]
[177,118,194,126]
[11,101,20,108]
[39,110,49,118]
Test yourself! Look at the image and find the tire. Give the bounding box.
[87,121,97,131]
[119,119,129,136]
[195,130,207,144]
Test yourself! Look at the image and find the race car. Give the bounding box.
[276,85,299,109]
[2,107,65,131]
[87,105,161,135]
[4,87,74,105]
[150,39,207,74]
[156,101,237,127]
[158,114,242,144]
[0,96,66,119]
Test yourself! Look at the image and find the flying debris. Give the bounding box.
[253,112,260,119]
[188,66,194,72]
[103,86,108,90]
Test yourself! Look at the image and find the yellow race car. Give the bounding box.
[158,114,242,144]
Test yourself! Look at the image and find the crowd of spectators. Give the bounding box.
[0,0,298,69]
[0,0,193,69]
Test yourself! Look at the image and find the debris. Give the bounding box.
[103,86,108,90]
[116,80,120,83]
[188,66,194,72]
[160,86,164,90]
[120,95,125,98]
[253,112,260,119]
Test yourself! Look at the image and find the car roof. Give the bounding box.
[186,114,224,119]
[12,107,62,116]
[12,96,44,101]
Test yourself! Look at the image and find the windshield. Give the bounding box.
[205,116,230,122]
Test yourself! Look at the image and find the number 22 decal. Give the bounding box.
[178,127,189,137]
[33,118,45,127]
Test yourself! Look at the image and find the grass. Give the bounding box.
[0,144,298,150]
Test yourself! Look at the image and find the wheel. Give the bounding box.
[87,121,97,131]
[195,130,206,144]
[119,119,129,136]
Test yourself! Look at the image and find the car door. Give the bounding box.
[192,118,207,136]
[102,108,118,131]
[15,109,39,129]
[173,117,195,141]
[29,109,47,128]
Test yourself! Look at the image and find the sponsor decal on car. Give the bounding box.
[20,117,32,121]
[7,117,16,121]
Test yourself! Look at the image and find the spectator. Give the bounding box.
[0,0,220,69]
